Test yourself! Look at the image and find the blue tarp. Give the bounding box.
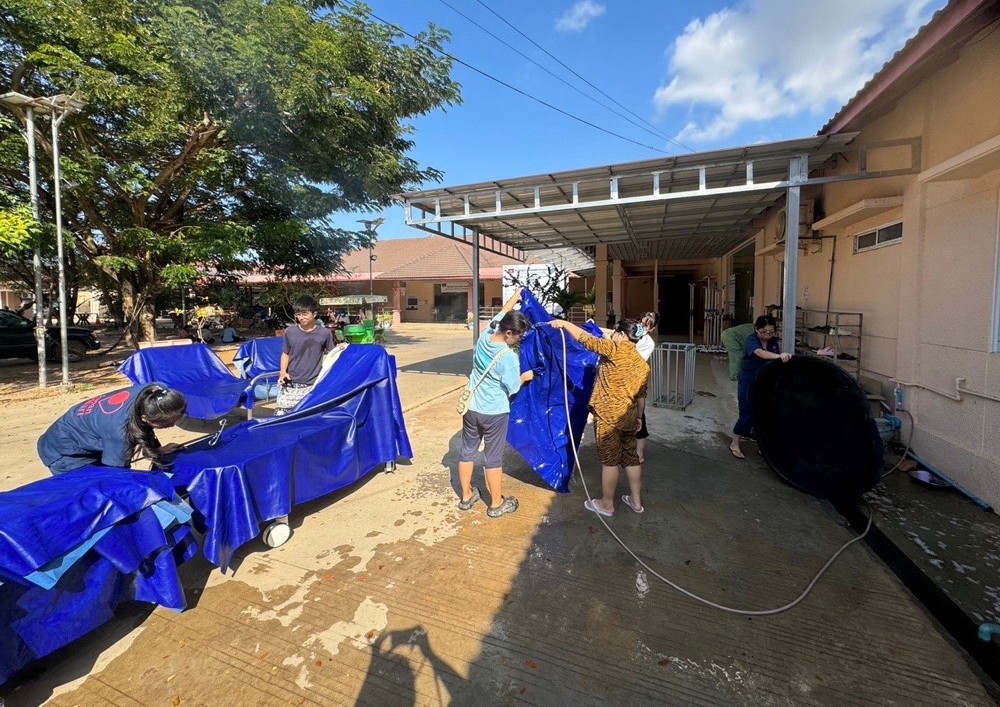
[0,468,197,684]
[507,292,602,493]
[118,343,251,419]
[233,337,284,380]
[169,344,413,572]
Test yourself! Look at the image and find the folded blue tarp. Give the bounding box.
[0,468,197,684]
[507,291,601,493]
[170,344,413,572]
[119,343,252,419]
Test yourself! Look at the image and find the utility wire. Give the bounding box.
[340,0,670,155]
[474,0,694,154]
[438,0,676,150]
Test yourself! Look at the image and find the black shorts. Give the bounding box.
[460,410,509,469]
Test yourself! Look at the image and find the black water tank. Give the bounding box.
[751,356,882,498]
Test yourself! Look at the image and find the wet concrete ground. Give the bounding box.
[2,337,997,705]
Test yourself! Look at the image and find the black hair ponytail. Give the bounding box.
[614,318,643,343]
[126,386,187,466]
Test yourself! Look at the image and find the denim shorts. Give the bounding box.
[460,410,509,469]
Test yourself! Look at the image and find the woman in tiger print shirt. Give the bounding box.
[549,318,650,516]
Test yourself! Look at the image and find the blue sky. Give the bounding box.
[341,0,945,239]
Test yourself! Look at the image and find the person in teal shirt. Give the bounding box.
[458,288,533,518]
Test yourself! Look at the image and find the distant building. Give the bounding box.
[244,236,567,324]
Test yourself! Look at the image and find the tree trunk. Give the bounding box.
[120,278,157,348]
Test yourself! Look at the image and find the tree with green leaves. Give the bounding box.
[0,0,460,344]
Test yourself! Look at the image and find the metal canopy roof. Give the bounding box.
[399,133,866,269]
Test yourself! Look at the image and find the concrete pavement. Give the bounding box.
[1,335,996,705]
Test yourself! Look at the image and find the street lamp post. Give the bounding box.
[0,91,85,387]
[358,217,384,298]
[50,96,84,385]
[1,95,45,386]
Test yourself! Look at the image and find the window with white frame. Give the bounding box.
[854,221,902,253]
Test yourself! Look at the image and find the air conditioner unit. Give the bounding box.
[774,199,815,246]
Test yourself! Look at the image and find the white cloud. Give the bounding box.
[654,0,941,144]
[555,1,606,33]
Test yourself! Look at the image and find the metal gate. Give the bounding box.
[650,342,696,410]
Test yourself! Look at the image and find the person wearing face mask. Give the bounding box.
[549,317,650,516]
[730,315,791,459]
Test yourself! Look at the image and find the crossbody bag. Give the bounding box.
[456,347,510,415]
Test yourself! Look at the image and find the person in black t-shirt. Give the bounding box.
[275,295,334,416]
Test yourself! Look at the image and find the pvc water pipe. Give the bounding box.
[906,450,992,512]
[893,378,1000,404]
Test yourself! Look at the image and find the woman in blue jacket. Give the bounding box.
[730,315,791,459]
[38,385,187,474]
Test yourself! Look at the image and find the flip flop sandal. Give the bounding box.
[584,498,614,517]
[621,494,644,514]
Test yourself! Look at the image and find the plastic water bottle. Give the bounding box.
[894,383,904,411]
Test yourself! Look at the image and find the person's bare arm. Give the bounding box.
[753,348,791,363]
[499,287,524,316]
[548,318,586,340]
[278,351,290,384]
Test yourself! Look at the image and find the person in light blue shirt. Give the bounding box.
[458,288,533,518]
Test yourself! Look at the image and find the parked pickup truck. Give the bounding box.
[0,310,101,362]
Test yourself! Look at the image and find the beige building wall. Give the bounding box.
[394,279,505,322]
[753,27,1000,507]
[399,281,436,323]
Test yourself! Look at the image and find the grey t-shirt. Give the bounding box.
[283,324,333,385]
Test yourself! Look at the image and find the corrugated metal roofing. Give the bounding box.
[401,134,856,263]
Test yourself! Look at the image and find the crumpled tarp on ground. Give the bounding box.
[508,291,601,493]
[0,468,197,684]
[119,343,252,419]
[169,344,413,573]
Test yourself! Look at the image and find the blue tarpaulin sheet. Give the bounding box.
[119,343,251,419]
[0,468,197,683]
[233,337,283,400]
[507,291,601,493]
[169,344,413,572]
[233,337,284,380]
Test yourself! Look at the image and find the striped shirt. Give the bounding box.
[579,333,650,431]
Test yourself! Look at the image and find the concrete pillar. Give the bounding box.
[653,259,659,320]
[595,245,609,327]
[392,280,402,325]
[612,259,623,325]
